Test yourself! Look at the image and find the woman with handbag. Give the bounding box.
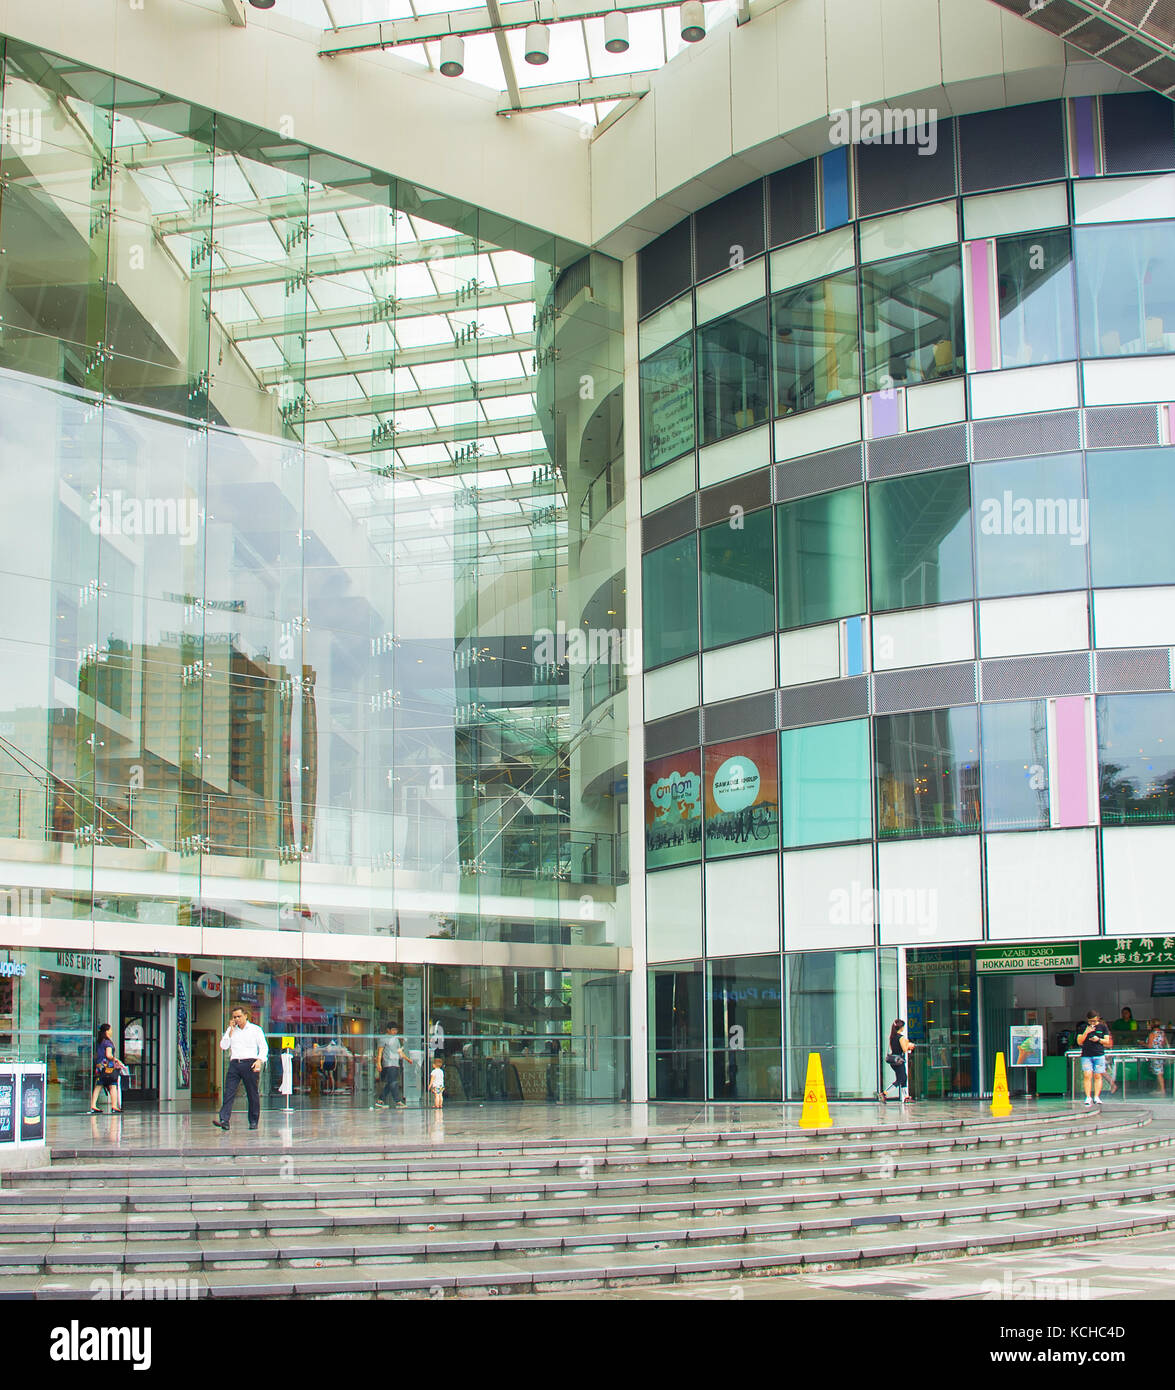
[89,1023,123,1114]
[879,1019,915,1105]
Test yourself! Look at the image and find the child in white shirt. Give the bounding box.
[428,1058,445,1109]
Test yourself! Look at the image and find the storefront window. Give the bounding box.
[980,701,1050,831]
[868,467,973,612]
[776,486,865,630]
[640,333,695,472]
[780,719,872,847]
[972,453,1088,598]
[696,302,771,446]
[700,509,774,648]
[708,956,782,1099]
[995,229,1076,367]
[643,534,698,668]
[703,733,779,858]
[1076,221,1175,358]
[1098,693,1175,827]
[876,706,981,838]
[862,247,963,391]
[905,948,976,1097]
[772,270,860,415]
[784,950,877,1099]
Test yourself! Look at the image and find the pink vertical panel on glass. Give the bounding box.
[868,389,902,438]
[1166,402,1175,444]
[967,240,997,373]
[1054,695,1090,828]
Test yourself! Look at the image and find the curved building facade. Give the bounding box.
[1,0,1174,1110]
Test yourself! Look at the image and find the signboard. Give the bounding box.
[121,958,176,996]
[0,1071,14,1144]
[1010,1024,1044,1067]
[1081,937,1175,972]
[19,1067,44,1143]
[928,1027,950,1070]
[645,750,702,870]
[0,960,26,979]
[196,973,222,998]
[281,1036,295,1050]
[52,951,116,980]
[703,733,779,858]
[976,944,1080,974]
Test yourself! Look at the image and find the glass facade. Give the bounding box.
[0,37,630,1106]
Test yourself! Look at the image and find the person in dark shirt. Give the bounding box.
[1078,1010,1112,1109]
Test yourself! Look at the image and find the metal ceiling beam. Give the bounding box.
[255,332,534,385]
[320,0,696,53]
[331,413,537,453]
[496,73,652,113]
[154,188,370,237]
[211,236,484,291]
[987,0,1175,97]
[221,0,247,25]
[303,375,536,422]
[486,0,524,113]
[226,284,531,342]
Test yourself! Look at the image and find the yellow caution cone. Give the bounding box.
[798,1051,833,1129]
[990,1051,1013,1117]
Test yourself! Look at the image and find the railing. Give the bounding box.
[580,658,624,718]
[579,455,624,535]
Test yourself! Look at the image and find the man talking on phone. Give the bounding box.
[214,1003,268,1131]
[1078,1010,1112,1109]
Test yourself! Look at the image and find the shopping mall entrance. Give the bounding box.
[907,938,1175,1100]
[118,959,175,1108]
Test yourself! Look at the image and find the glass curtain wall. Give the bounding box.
[0,38,629,1096]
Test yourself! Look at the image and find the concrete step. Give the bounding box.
[17,1202,1175,1299]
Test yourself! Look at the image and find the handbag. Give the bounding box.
[885,1052,902,1067]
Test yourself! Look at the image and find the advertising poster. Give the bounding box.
[176,971,191,1090]
[645,750,702,870]
[0,1071,14,1144]
[1010,1024,1044,1068]
[20,1068,44,1142]
[703,733,779,858]
[642,338,694,471]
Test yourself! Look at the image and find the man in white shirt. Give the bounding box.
[214,1004,268,1131]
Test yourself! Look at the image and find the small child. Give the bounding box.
[428,1056,445,1109]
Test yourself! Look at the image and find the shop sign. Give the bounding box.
[19,1068,44,1143]
[53,951,116,980]
[0,1071,13,1144]
[237,981,263,1006]
[121,958,175,996]
[976,944,1080,973]
[1080,937,1175,972]
[196,973,222,998]
[0,960,26,979]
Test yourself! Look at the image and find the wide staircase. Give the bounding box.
[5,1107,1175,1298]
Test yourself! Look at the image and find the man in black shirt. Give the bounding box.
[1078,1010,1112,1109]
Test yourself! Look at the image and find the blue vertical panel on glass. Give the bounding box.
[821,148,850,231]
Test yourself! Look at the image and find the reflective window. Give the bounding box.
[972,453,1089,598]
[644,749,702,869]
[862,247,963,391]
[876,706,981,838]
[772,271,859,415]
[642,534,698,668]
[777,486,865,630]
[996,229,1076,367]
[1076,222,1175,358]
[780,719,871,847]
[784,950,878,1100]
[868,467,973,612]
[650,963,704,1100]
[700,509,774,648]
[1098,693,1175,827]
[708,956,782,1100]
[980,701,1050,831]
[696,301,771,446]
[703,733,779,858]
[640,333,695,473]
[1087,448,1175,589]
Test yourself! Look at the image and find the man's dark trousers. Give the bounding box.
[220,1059,261,1126]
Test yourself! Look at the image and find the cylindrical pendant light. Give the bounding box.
[524,23,550,63]
[439,34,465,76]
[680,1,705,42]
[603,10,629,53]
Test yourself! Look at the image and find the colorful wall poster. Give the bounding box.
[703,733,779,858]
[645,750,703,870]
